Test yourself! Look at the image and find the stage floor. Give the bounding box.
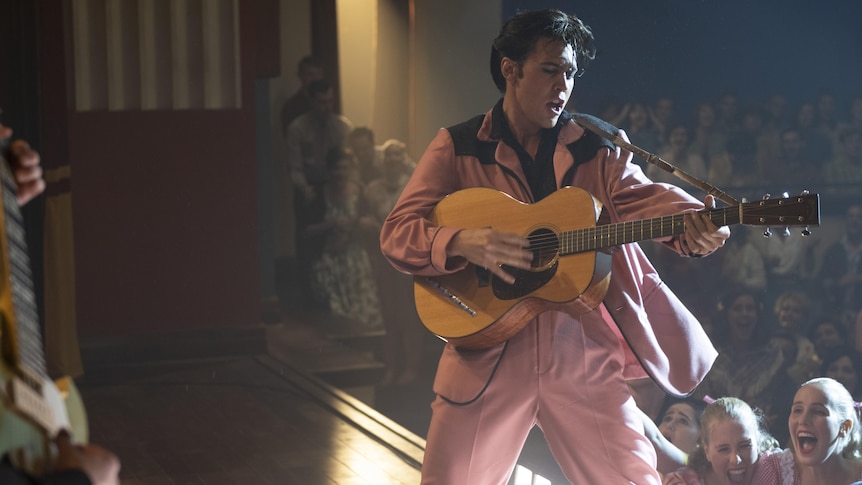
[77,312,569,484]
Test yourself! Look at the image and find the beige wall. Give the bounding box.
[336,0,376,129]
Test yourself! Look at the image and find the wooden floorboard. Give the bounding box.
[77,354,422,484]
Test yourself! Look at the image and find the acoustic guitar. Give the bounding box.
[414,186,820,349]
[0,150,87,474]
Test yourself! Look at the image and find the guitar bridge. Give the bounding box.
[9,376,55,433]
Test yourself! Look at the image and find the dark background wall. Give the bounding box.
[504,0,862,120]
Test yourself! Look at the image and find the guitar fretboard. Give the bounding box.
[0,153,46,379]
[559,207,741,255]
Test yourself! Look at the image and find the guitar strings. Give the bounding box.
[523,217,689,251]
[521,204,759,252]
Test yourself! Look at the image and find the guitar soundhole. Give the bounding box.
[527,228,559,269]
[492,227,559,301]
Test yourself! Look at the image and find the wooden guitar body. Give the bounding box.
[415,187,611,349]
[0,370,88,473]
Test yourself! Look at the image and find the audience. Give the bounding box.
[286,79,354,203]
[694,290,795,444]
[772,291,819,383]
[689,102,727,163]
[648,123,707,194]
[819,203,862,324]
[717,225,767,293]
[297,147,382,331]
[364,139,425,386]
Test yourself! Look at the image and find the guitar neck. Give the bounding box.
[559,206,740,255]
[0,153,47,379]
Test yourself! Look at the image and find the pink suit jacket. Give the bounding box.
[380,109,717,402]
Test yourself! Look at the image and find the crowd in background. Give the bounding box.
[280,56,424,387]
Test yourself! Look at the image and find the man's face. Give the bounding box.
[349,135,376,165]
[781,131,803,158]
[299,65,324,87]
[311,89,335,117]
[505,38,575,132]
[697,104,716,127]
[668,126,688,149]
[767,95,786,119]
[727,294,758,343]
[818,93,835,120]
[718,94,738,119]
[797,104,815,127]
[654,98,674,124]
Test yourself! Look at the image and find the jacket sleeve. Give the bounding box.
[379,129,469,276]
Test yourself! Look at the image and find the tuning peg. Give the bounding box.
[797,190,813,236]
[760,195,773,237]
[782,191,790,198]
[782,227,791,237]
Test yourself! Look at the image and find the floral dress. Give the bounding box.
[309,192,383,330]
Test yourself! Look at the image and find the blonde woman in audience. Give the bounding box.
[662,397,778,485]
[755,377,862,484]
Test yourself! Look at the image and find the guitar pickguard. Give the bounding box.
[492,262,558,300]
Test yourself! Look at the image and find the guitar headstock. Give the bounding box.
[739,192,820,228]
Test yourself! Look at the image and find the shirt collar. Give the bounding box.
[489,98,572,143]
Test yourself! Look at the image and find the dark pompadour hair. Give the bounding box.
[490,9,596,93]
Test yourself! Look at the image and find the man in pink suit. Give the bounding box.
[380,9,729,484]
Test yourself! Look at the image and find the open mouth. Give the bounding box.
[727,467,747,483]
[797,431,818,454]
[548,100,564,114]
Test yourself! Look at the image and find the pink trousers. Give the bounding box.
[420,308,660,485]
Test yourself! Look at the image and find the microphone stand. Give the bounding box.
[573,114,740,206]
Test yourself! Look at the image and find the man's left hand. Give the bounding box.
[683,195,730,256]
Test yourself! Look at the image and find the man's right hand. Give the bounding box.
[53,432,121,485]
[446,228,532,284]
